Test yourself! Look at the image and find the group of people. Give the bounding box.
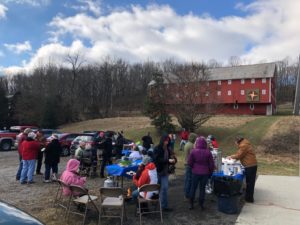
[183,132,257,211]
[16,128,62,184]
[15,127,257,213]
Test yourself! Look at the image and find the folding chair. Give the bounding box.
[53,179,72,216]
[98,187,125,225]
[137,184,163,225]
[66,185,99,225]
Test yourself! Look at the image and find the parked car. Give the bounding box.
[47,133,82,156]
[33,129,61,139]
[70,133,101,155]
[0,200,44,225]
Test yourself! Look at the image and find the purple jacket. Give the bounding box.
[188,137,215,175]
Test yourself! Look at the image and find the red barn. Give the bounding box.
[149,62,277,115]
[208,62,277,115]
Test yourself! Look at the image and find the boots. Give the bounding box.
[189,198,194,210]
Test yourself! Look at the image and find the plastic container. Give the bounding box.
[218,196,239,214]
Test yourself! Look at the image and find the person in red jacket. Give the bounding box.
[20,132,41,184]
[16,128,32,181]
[132,156,158,200]
[179,128,189,151]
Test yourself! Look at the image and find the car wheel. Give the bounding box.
[61,147,70,156]
[0,140,12,151]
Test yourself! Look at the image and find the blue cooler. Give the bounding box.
[217,195,239,214]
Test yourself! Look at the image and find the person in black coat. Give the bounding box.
[43,134,62,182]
[142,132,153,151]
[100,134,113,178]
[153,134,177,211]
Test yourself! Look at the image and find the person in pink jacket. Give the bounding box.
[60,159,86,196]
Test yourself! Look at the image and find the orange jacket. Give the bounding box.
[231,139,257,167]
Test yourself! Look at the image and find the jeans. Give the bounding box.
[245,166,257,202]
[44,163,58,180]
[189,174,209,207]
[132,189,139,199]
[158,175,169,209]
[179,140,187,151]
[20,160,36,183]
[16,154,23,180]
[184,165,192,198]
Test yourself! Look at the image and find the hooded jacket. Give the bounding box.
[60,159,86,196]
[188,137,215,175]
[231,139,257,167]
[184,133,197,165]
[133,162,158,199]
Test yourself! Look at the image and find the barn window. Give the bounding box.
[218,80,222,85]
[176,93,180,98]
[262,78,266,83]
[205,92,209,97]
[228,80,232,85]
[250,104,255,110]
[206,81,210,86]
[233,104,238,109]
[251,79,255,84]
[262,89,266,95]
[241,90,245,95]
[241,79,245,84]
[217,91,221,96]
[228,90,232,96]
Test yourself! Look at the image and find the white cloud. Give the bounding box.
[4,41,32,54]
[1,0,50,7]
[4,0,300,75]
[0,4,8,19]
[69,0,102,16]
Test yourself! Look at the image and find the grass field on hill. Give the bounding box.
[60,110,299,176]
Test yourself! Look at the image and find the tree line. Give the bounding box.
[0,55,297,130]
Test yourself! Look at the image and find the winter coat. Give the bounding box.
[60,159,86,196]
[231,139,257,167]
[184,133,197,165]
[102,137,113,158]
[188,137,215,175]
[133,162,158,199]
[44,139,61,165]
[153,135,175,175]
[21,138,40,160]
[129,150,142,161]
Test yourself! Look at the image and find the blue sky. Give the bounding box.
[0,0,299,74]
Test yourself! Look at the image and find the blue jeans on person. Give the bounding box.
[20,160,36,183]
[184,165,192,198]
[158,175,169,209]
[16,154,23,180]
[132,189,139,200]
[44,163,58,180]
[189,174,209,207]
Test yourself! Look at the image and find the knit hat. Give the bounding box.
[141,156,151,165]
[28,132,36,139]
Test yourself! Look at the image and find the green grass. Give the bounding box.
[125,116,299,176]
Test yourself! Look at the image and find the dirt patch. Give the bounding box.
[0,150,240,225]
[259,116,300,159]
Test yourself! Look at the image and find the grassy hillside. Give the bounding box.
[60,115,299,176]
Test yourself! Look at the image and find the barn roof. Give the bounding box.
[208,62,277,81]
[149,62,277,85]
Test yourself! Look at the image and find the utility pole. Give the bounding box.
[293,55,300,115]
